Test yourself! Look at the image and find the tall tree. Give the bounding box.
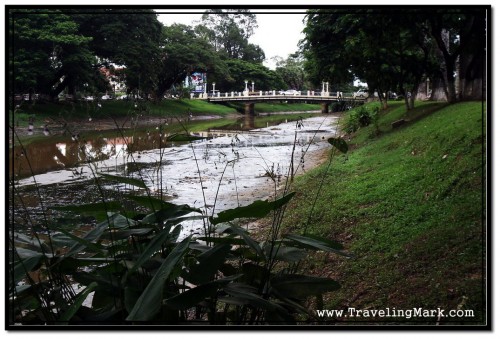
[9,9,95,100]
[199,9,262,61]
[274,54,307,90]
[70,9,163,97]
[303,9,401,109]
[156,23,227,99]
[302,8,487,107]
[425,8,486,102]
[212,59,285,93]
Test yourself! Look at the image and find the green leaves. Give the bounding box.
[285,234,352,258]
[328,137,349,154]
[99,173,148,189]
[140,203,202,226]
[210,192,295,225]
[60,282,98,323]
[11,159,351,325]
[126,236,192,322]
[125,224,181,278]
[164,275,240,310]
[184,243,232,284]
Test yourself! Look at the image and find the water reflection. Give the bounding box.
[12,115,340,238]
[11,136,134,180]
[10,115,287,181]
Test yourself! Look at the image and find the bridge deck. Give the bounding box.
[205,95,364,103]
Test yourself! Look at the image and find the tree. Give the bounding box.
[425,8,486,102]
[274,54,307,90]
[9,9,95,100]
[155,23,227,99]
[199,9,262,61]
[302,8,487,107]
[241,43,266,63]
[302,10,356,93]
[70,9,163,97]
[212,59,285,93]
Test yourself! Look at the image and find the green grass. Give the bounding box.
[254,102,321,113]
[225,102,321,114]
[10,99,238,126]
[281,101,486,324]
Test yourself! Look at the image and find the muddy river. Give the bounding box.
[10,114,340,238]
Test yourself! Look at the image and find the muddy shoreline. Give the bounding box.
[13,113,338,238]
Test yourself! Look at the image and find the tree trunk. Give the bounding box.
[404,96,410,112]
[430,27,458,103]
[378,94,388,110]
[444,62,457,103]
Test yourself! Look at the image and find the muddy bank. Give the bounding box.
[13,114,340,238]
[11,114,228,139]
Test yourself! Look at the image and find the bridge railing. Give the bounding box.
[193,90,352,99]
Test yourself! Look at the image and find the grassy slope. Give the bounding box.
[11,99,237,125]
[282,101,486,324]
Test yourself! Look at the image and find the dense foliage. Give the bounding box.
[9,8,291,102]
[10,133,351,325]
[302,8,487,105]
[9,7,487,106]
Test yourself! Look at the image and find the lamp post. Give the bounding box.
[244,80,248,92]
[212,82,216,96]
[326,82,329,95]
[252,81,255,92]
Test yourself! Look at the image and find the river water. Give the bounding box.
[11,114,340,237]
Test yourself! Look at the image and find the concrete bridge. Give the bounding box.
[192,90,365,114]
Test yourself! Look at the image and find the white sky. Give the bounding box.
[155,9,306,69]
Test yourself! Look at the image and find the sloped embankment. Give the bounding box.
[283,101,486,325]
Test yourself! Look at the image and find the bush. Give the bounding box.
[342,105,379,134]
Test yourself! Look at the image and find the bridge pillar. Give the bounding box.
[321,102,329,114]
[244,102,255,115]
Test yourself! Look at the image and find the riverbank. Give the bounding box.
[10,99,322,145]
[269,101,486,325]
[10,98,322,128]
[12,113,341,241]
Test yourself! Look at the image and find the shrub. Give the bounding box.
[342,105,379,134]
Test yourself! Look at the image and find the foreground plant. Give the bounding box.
[10,121,351,325]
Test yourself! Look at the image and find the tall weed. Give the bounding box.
[9,114,350,325]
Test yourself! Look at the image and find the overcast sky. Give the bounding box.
[155,9,307,69]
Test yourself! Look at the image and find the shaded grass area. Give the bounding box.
[281,101,486,324]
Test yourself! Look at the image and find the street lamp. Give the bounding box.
[212,82,216,96]
[244,80,248,92]
[251,81,255,92]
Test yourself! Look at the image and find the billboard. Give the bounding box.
[185,72,206,93]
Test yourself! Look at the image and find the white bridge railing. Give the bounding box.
[191,90,354,100]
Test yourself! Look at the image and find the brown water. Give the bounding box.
[11,114,340,237]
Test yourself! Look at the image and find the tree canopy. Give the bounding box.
[302,7,486,106]
[9,7,486,106]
